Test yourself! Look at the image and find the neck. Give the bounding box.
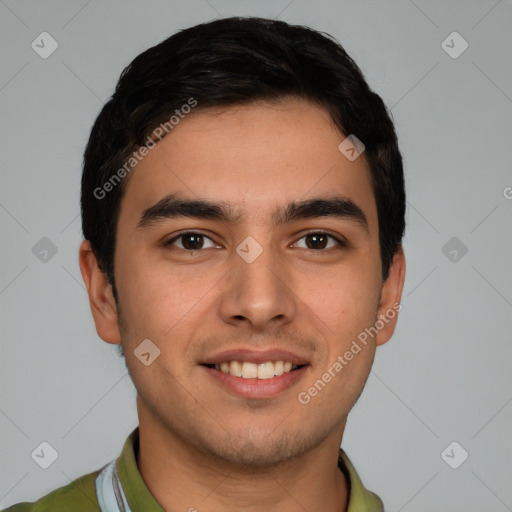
[136,403,349,512]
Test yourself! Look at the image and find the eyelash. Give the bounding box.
[164,230,346,252]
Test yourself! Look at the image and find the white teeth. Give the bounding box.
[257,362,275,379]
[230,360,243,377]
[211,360,300,379]
[241,362,258,378]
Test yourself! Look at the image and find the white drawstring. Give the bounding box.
[95,460,132,512]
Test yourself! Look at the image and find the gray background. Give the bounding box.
[1,0,511,510]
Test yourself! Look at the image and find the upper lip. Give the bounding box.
[201,348,310,366]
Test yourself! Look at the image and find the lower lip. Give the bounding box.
[201,365,309,399]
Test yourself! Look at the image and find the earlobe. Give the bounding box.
[376,248,406,346]
[78,240,122,345]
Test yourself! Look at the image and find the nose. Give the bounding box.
[218,242,297,332]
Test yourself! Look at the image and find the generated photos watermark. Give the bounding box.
[93,97,198,200]
[298,302,402,405]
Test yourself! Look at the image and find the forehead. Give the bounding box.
[119,98,377,228]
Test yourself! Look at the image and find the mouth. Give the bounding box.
[202,360,305,379]
[200,349,310,399]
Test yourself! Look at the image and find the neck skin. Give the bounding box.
[136,397,349,512]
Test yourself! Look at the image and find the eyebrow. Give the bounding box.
[136,193,369,232]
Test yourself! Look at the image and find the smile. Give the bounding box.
[205,360,302,379]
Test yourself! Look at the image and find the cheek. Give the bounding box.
[114,249,217,341]
[300,263,381,335]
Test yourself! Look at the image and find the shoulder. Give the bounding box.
[2,470,100,512]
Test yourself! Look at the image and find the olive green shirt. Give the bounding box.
[3,427,383,511]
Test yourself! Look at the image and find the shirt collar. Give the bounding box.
[116,427,164,512]
[338,448,384,511]
[116,427,383,512]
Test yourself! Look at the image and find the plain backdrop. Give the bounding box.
[1,1,511,511]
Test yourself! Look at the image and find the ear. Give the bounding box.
[78,240,121,345]
[375,247,406,346]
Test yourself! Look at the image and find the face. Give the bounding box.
[81,97,405,467]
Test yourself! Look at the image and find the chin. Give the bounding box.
[198,429,314,469]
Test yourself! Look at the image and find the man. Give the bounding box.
[6,16,405,512]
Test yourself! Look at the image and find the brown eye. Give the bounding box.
[180,233,204,250]
[293,232,345,250]
[305,233,328,249]
[166,232,216,251]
